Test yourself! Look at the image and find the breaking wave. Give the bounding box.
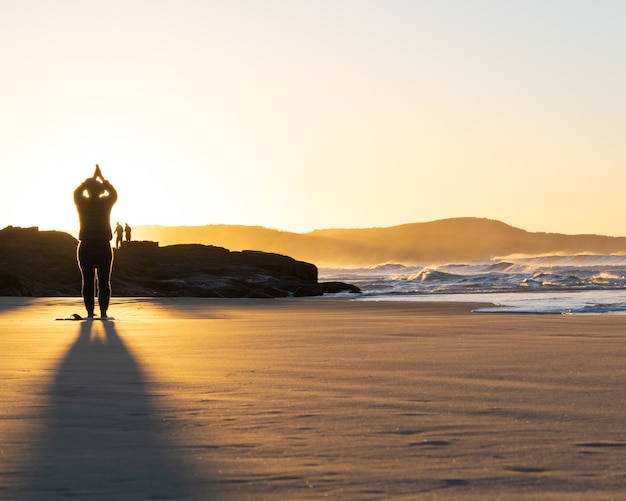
[320,254,626,314]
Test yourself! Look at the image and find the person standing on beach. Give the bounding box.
[115,222,123,249]
[124,222,132,243]
[74,164,118,318]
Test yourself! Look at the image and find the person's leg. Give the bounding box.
[77,242,96,317]
[95,243,113,317]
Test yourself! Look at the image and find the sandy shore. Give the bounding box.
[1,297,626,500]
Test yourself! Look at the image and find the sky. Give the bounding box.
[2,1,626,236]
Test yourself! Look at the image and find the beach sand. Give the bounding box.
[1,297,625,500]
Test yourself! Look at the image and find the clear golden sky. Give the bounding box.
[2,1,625,235]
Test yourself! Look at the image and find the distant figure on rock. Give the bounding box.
[115,222,124,249]
[125,223,132,243]
[74,164,117,318]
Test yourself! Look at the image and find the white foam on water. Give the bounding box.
[320,255,626,314]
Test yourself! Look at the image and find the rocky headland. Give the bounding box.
[0,226,360,298]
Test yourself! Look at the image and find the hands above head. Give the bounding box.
[93,164,104,182]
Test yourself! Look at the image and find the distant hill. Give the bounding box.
[134,218,626,266]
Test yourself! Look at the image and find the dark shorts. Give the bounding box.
[78,240,113,274]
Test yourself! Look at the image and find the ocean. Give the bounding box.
[319,254,626,314]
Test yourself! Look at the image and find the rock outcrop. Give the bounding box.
[0,227,360,298]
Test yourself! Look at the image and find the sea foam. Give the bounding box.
[320,254,626,314]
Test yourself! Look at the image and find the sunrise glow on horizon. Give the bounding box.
[2,1,626,236]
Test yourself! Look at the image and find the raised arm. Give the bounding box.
[74,178,93,204]
[93,165,117,203]
[101,179,118,204]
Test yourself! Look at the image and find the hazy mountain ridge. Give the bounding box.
[135,218,626,266]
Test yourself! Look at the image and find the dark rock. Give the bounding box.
[0,270,26,296]
[318,282,362,294]
[0,226,81,297]
[0,226,360,298]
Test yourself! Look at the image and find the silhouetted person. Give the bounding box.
[74,164,118,318]
[124,222,132,242]
[115,222,124,249]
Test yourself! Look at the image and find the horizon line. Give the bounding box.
[4,216,626,240]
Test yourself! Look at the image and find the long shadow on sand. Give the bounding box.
[22,320,208,499]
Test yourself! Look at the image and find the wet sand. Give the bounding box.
[1,297,626,500]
